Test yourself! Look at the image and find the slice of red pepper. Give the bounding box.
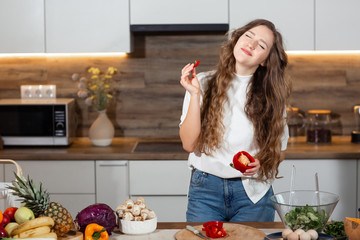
[193,60,200,68]
[202,221,227,238]
[230,151,255,173]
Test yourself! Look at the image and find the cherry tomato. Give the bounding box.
[4,207,18,222]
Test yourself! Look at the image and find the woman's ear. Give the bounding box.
[260,61,266,67]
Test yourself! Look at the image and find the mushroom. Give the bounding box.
[148,209,156,219]
[136,196,146,205]
[140,208,150,220]
[131,204,141,216]
[134,216,144,221]
[123,212,134,221]
[124,199,134,209]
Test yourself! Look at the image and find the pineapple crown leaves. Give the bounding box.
[7,172,51,214]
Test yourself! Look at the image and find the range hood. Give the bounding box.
[130,24,229,32]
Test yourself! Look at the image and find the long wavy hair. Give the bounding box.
[195,19,291,180]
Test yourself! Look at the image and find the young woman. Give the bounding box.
[179,19,291,222]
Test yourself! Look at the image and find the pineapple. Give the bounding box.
[8,174,73,237]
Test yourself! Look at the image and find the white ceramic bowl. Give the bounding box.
[119,218,157,235]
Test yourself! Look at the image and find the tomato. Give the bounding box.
[4,207,18,222]
[1,214,10,226]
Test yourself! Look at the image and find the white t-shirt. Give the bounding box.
[180,71,289,203]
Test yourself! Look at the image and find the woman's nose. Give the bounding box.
[248,40,257,50]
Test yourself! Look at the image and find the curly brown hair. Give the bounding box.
[195,19,291,180]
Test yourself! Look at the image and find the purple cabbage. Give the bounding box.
[75,203,117,234]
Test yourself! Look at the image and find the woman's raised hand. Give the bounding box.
[180,63,200,95]
[243,158,261,176]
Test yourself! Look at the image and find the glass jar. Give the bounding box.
[287,107,305,143]
[306,110,332,144]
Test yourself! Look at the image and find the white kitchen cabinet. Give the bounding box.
[0,0,45,53]
[95,160,129,210]
[0,163,4,182]
[229,0,314,50]
[130,0,228,25]
[4,160,96,218]
[315,0,360,50]
[45,0,131,53]
[129,160,191,222]
[272,159,358,221]
[358,159,360,217]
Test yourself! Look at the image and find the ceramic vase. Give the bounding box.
[89,110,114,147]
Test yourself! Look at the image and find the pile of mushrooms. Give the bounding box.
[116,197,156,221]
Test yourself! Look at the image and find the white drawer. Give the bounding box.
[5,160,95,194]
[130,195,187,222]
[129,160,191,195]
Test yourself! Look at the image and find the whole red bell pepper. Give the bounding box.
[202,221,227,238]
[230,151,255,173]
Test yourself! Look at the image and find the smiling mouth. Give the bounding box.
[241,48,252,56]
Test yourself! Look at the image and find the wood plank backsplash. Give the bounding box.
[0,33,360,138]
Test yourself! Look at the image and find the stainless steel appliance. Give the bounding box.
[0,98,76,146]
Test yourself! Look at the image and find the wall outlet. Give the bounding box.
[21,85,56,98]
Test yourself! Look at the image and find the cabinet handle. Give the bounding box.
[97,161,128,167]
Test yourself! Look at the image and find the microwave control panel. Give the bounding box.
[54,105,66,136]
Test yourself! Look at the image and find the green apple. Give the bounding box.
[14,206,35,224]
[4,222,19,236]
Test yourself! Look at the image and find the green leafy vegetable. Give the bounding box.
[323,221,346,238]
[283,205,328,231]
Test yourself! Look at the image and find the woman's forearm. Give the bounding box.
[180,93,201,152]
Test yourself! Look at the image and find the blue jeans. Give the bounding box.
[186,169,275,222]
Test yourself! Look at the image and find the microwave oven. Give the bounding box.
[0,98,77,146]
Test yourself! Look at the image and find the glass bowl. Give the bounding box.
[270,190,340,232]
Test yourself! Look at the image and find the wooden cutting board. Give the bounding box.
[175,223,266,240]
[58,231,83,240]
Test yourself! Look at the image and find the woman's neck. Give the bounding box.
[235,63,257,76]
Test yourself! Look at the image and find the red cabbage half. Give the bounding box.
[75,203,117,234]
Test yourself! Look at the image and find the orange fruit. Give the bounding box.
[0,210,3,224]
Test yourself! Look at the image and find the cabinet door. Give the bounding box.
[4,160,95,194]
[96,160,129,210]
[130,195,187,222]
[51,194,95,219]
[229,0,314,50]
[0,0,45,53]
[316,0,360,50]
[129,160,191,222]
[4,160,96,218]
[130,0,228,24]
[129,160,191,195]
[273,159,357,221]
[45,0,131,53]
[358,159,360,216]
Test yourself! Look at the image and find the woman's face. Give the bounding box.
[233,25,274,75]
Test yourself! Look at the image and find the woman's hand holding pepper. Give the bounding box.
[180,63,200,96]
[242,158,260,176]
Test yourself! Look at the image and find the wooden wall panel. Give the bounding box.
[0,33,360,138]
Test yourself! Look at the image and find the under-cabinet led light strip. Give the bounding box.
[0,52,127,58]
[286,50,360,55]
[0,51,360,58]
